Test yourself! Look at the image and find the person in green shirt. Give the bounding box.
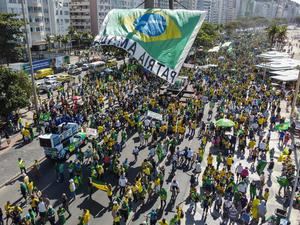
[57,207,66,225]
[159,188,167,209]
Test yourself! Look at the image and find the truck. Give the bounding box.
[39,123,87,160]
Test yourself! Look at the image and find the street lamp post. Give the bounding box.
[21,0,39,114]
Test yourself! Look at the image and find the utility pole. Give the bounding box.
[169,0,174,9]
[21,0,39,114]
[145,0,155,8]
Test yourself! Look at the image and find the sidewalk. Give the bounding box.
[0,108,45,187]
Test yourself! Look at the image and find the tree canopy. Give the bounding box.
[0,67,32,117]
[195,22,220,49]
[0,13,24,65]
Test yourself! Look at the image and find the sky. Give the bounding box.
[292,0,300,4]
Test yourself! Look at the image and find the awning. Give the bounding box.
[256,61,298,71]
[271,75,298,82]
[270,70,299,77]
[257,51,290,59]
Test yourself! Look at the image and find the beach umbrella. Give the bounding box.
[215,118,235,128]
[275,122,290,131]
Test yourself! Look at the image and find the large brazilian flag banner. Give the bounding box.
[94,9,206,83]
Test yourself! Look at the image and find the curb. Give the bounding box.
[0,156,46,189]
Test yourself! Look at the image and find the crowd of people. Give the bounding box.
[0,31,300,225]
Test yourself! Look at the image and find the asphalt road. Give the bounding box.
[0,99,299,225]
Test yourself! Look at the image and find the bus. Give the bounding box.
[89,61,105,73]
[35,68,54,79]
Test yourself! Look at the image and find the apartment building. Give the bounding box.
[0,0,70,49]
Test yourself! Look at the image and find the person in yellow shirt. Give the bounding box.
[159,218,168,225]
[226,155,233,171]
[207,153,214,167]
[113,211,121,225]
[82,209,90,225]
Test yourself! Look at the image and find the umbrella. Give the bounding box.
[215,118,235,128]
[275,122,290,131]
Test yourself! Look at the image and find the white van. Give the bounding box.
[89,61,106,72]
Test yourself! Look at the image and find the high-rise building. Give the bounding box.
[0,0,70,49]
[70,0,94,33]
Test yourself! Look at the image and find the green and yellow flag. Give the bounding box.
[94,9,206,83]
[92,177,108,191]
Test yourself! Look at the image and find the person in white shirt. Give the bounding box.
[186,148,194,168]
[235,163,243,182]
[144,118,150,130]
[119,174,127,196]
[38,199,47,223]
[170,179,180,198]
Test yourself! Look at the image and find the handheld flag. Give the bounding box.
[92,177,108,191]
[256,160,267,175]
[94,9,206,83]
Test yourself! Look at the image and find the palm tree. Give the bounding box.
[45,34,54,51]
[61,35,70,53]
[266,24,280,47]
[81,32,94,48]
[276,25,288,50]
[68,26,78,52]
[54,34,63,50]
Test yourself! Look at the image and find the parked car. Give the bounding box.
[81,64,89,71]
[66,64,78,70]
[56,74,73,82]
[44,75,57,82]
[39,80,60,92]
[68,68,82,75]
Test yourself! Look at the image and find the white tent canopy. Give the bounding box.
[271,75,298,81]
[208,46,220,53]
[256,61,299,71]
[257,51,290,60]
[270,69,299,77]
[221,42,232,48]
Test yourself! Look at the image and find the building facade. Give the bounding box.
[0,0,70,48]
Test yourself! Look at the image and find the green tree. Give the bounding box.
[0,13,24,65]
[266,24,280,47]
[195,22,220,49]
[45,34,53,51]
[276,25,288,49]
[54,34,63,49]
[81,32,94,48]
[61,35,70,53]
[0,67,31,117]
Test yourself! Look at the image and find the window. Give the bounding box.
[44,8,48,13]
[63,3,68,7]
[36,27,40,32]
[64,11,69,15]
[60,10,63,15]
[64,19,69,23]
[9,0,17,3]
[30,27,33,32]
